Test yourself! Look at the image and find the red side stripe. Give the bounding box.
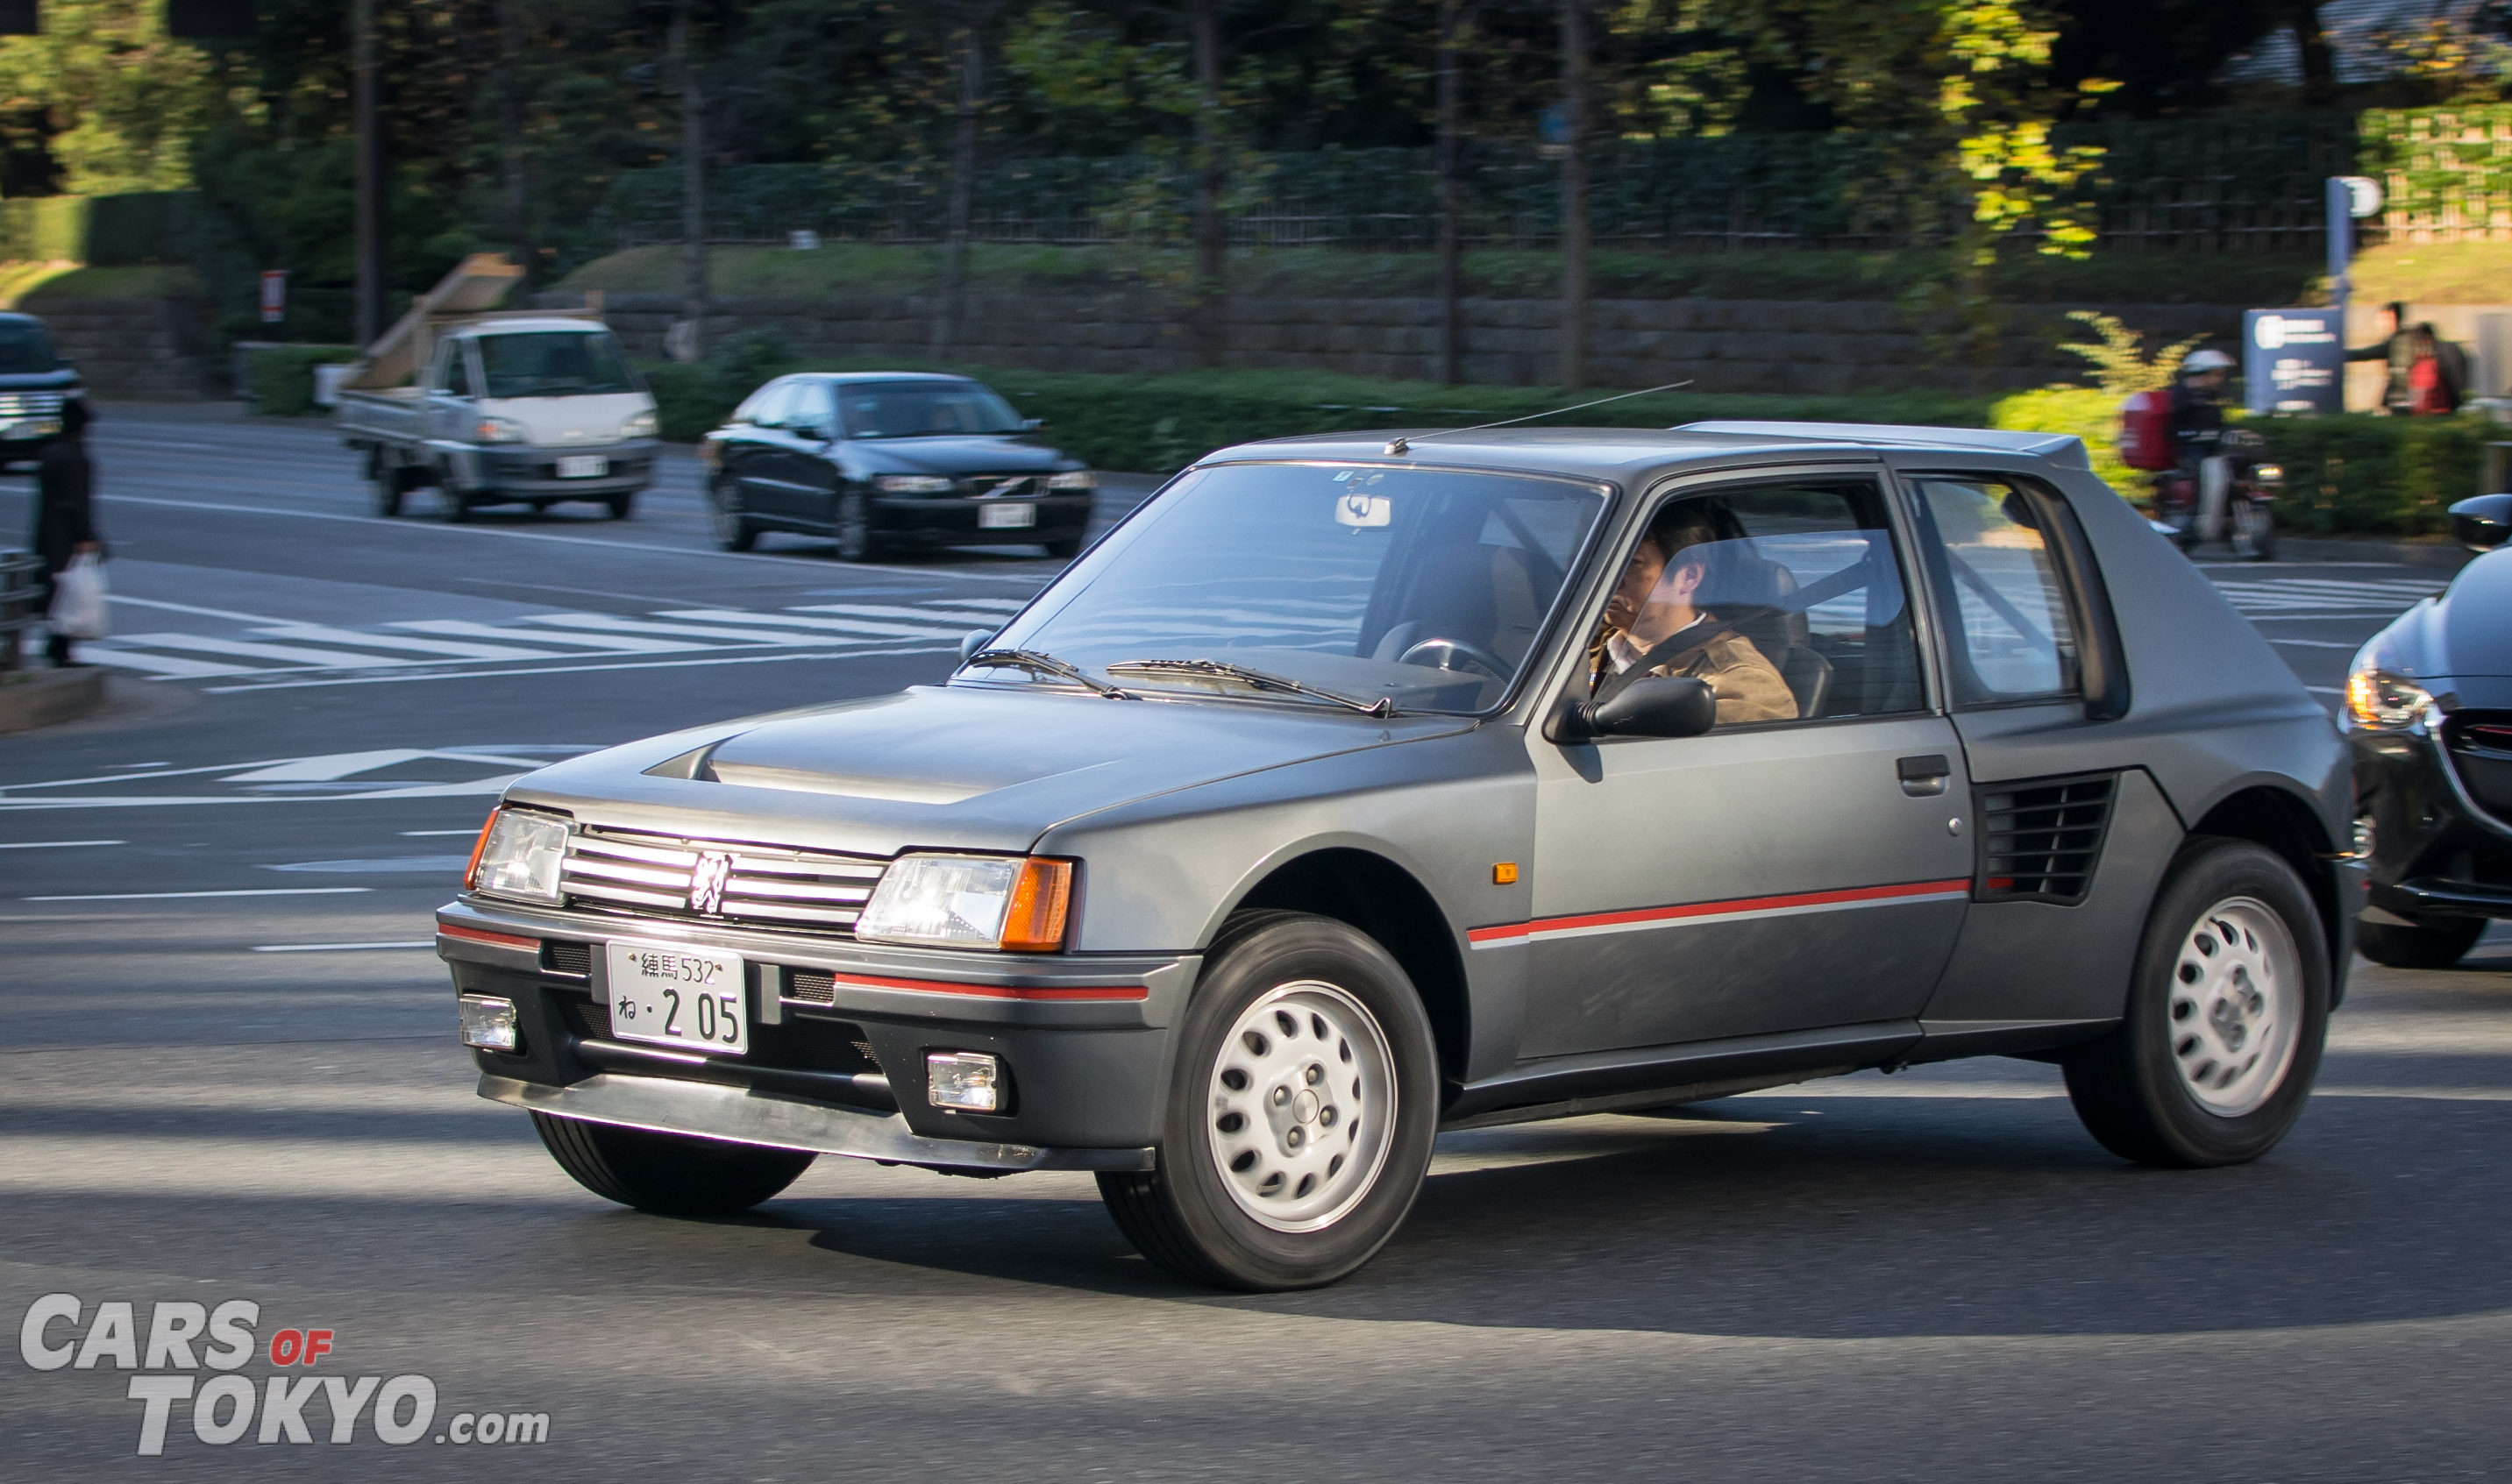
[1468,877,1971,944]
[829,971,1148,1003]
[438,922,539,952]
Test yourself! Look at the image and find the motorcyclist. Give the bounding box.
[2170,349,2235,543]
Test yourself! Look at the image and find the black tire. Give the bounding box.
[437,465,472,523]
[1044,535,1085,561]
[833,491,881,562]
[2063,837,2330,1168]
[604,492,637,521]
[709,476,757,552]
[2356,915,2487,969]
[2237,501,2277,562]
[530,1111,815,1216]
[371,465,402,518]
[1096,912,1439,1290]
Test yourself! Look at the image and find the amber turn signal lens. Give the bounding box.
[1000,857,1073,952]
[464,807,501,889]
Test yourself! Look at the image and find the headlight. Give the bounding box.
[474,415,528,444]
[856,855,1072,951]
[874,475,955,494]
[619,409,658,439]
[466,807,569,903]
[2252,464,2283,484]
[1046,470,1096,491]
[2345,666,2432,730]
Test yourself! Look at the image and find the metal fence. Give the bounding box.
[603,112,2365,255]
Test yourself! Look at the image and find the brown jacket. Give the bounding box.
[1589,616,1797,725]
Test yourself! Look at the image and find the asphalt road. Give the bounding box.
[3,407,2505,1480]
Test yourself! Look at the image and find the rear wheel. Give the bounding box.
[436,464,472,523]
[531,1111,814,1216]
[833,491,882,562]
[604,492,637,521]
[2234,500,2277,562]
[709,476,757,551]
[1097,912,1438,1290]
[370,463,403,518]
[2356,915,2486,969]
[1044,534,1084,561]
[2063,838,2329,1167]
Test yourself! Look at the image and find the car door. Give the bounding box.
[1517,470,1974,1056]
[423,337,474,455]
[728,380,801,522]
[776,380,844,527]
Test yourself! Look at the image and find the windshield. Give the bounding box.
[973,462,1608,714]
[0,319,57,373]
[475,331,636,399]
[837,380,1023,438]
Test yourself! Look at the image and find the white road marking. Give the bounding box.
[658,607,968,640]
[402,828,486,836]
[265,855,472,873]
[75,647,264,678]
[110,594,302,623]
[0,840,123,849]
[2269,638,2360,649]
[522,612,846,645]
[792,601,1021,625]
[388,619,708,653]
[25,886,373,901]
[250,941,434,952]
[249,624,575,661]
[196,642,953,694]
[224,749,434,783]
[115,632,416,669]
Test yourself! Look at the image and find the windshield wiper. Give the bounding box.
[962,648,1135,699]
[1105,658,1394,717]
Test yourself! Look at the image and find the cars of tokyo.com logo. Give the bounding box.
[17,1294,551,1455]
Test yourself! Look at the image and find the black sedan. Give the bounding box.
[701,372,1094,560]
[2346,492,2512,967]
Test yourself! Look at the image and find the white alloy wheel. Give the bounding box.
[2167,896,2301,1117]
[1205,981,1396,1233]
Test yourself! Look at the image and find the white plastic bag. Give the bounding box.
[52,551,108,641]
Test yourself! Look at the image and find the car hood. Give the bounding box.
[848,435,1078,474]
[0,368,79,391]
[2359,549,2512,710]
[477,390,652,448]
[504,684,1475,856]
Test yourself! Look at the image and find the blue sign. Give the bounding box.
[2243,309,2345,415]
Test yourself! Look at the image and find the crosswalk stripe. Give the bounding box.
[943,598,1031,612]
[112,632,416,669]
[521,613,847,645]
[75,646,265,678]
[665,608,971,640]
[248,624,575,662]
[388,620,708,653]
[793,602,1021,625]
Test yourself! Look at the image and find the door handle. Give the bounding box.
[1896,754,1952,797]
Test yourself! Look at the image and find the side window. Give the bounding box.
[1905,476,2081,706]
[785,381,836,440]
[1590,480,1922,725]
[431,341,470,397]
[736,380,793,429]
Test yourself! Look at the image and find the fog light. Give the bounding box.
[458,994,521,1052]
[926,1051,1001,1112]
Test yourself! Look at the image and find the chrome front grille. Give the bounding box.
[0,391,63,418]
[956,473,1040,499]
[559,826,886,935]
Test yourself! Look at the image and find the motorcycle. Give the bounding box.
[2148,428,2281,562]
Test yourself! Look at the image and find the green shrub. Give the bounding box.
[1990,386,2137,493]
[2246,414,2493,536]
[244,344,359,416]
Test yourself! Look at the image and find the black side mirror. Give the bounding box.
[1555,676,1717,742]
[2449,493,2512,553]
[959,628,997,663]
[1021,417,1046,432]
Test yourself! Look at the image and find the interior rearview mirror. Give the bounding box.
[1555,676,1717,742]
[2448,493,2512,553]
[959,628,997,664]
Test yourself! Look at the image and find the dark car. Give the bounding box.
[701,372,1094,561]
[2345,492,2512,968]
[0,312,85,470]
[441,421,2359,1290]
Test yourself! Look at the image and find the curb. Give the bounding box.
[0,666,106,735]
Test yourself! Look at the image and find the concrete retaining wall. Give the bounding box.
[31,297,215,400]
[559,290,2248,394]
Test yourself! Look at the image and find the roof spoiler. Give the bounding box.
[1675,421,2090,472]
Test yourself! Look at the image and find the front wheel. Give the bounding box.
[1097,912,1439,1290]
[531,1111,814,1216]
[1044,535,1084,561]
[709,476,756,551]
[833,491,882,562]
[2063,838,2330,1167]
[2234,500,2276,562]
[2356,915,2486,969]
[370,465,403,518]
[604,492,637,521]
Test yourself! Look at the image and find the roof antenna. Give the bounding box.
[1383,380,1695,458]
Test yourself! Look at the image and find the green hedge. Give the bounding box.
[2244,414,2494,536]
[243,344,360,416]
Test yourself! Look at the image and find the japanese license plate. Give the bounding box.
[557,454,608,479]
[603,940,746,1054]
[978,501,1036,529]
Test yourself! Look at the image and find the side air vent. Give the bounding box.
[541,941,593,977]
[1975,772,2117,905]
[785,969,836,1005]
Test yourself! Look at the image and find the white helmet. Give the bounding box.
[2183,349,2235,373]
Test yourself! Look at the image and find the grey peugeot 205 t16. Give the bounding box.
[437,420,2361,1289]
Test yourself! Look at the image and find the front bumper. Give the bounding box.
[2352,717,2512,923]
[875,493,1092,546]
[459,440,655,498]
[437,898,1188,1170]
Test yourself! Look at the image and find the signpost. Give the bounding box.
[2244,309,2345,415]
[258,270,287,325]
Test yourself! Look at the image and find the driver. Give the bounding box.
[1587,514,1796,725]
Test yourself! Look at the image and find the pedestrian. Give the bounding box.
[31,437,102,667]
[2345,301,2420,415]
[2407,323,2467,417]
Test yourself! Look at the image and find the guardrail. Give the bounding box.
[0,550,46,672]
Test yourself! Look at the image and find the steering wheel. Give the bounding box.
[1397,636,1510,680]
